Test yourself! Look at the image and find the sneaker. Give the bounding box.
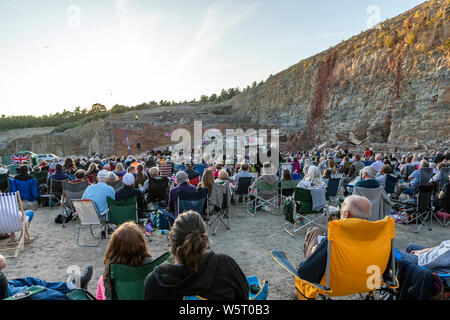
[79,266,93,290]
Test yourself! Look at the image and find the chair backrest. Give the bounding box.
[247,275,269,300]
[0,192,24,234]
[146,177,169,203]
[254,181,278,192]
[323,217,395,297]
[106,196,138,225]
[50,179,66,194]
[294,188,329,214]
[326,178,341,198]
[194,164,206,179]
[63,180,89,202]
[110,252,170,300]
[0,174,9,193]
[87,173,98,184]
[107,180,124,192]
[291,173,302,181]
[385,174,398,194]
[417,184,433,213]
[439,167,450,191]
[211,181,231,210]
[71,199,101,225]
[405,165,416,179]
[236,177,253,196]
[30,171,48,185]
[178,188,208,216]
[419,167,434,186]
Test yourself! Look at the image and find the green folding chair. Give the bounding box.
[106,196,139,238]
[279,180,299,209]
[109,251,170,300]
[247,181,280,216]
[283,188,329,237]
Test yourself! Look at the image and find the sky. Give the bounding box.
[0,0,426,117]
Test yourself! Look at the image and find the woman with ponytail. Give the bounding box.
[144,210,249,300]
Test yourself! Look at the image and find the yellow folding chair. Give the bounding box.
[272,217,399,300]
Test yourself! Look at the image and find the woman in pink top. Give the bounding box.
[292,157,301,174]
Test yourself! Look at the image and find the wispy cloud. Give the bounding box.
[171,1,263,77]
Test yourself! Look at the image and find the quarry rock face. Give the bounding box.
[1,0,449,157]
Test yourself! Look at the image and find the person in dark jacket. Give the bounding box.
[47,164,71,186]
[144,210,249,300]
[115,173,147,219]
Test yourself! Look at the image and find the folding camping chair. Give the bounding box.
[30,171,48,191]
[439,167,450,191]
[0,174,9,193]
[273,217,398,300]
[326,178,341,206]
[232,176,253,203]
[394,248,449,283]
[177,188,208,218]
[106,196,139,239]
[279,180,299,208]
[283,188,329,237]
[0,192,33,258]
[385,174,398,198]
[206,181,231,236]
[71,199,104,247]
[396,184,435,233]
[194,164,207,179]
[419,167,434,187]
[183,276,269,300]
[109,252,170,300]
[47,179,68,207]
[247,181,279,216]
[107,179,124,193]
[61,180,89,228]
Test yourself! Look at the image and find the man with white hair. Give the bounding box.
[115,173,147,219]
[82,170,115,216]
[370,154,385,172]
[354,166,380,189]
[168,171,197,216]
[297,195,373,283]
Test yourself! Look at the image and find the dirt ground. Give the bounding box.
[1,202,448,300]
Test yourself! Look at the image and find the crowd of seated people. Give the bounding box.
[1,147,449,300]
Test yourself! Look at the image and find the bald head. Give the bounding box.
[340,195,372,220]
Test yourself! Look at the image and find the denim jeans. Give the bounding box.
[7,276,76,300]
[399,243,426,266]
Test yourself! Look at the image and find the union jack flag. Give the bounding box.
[11,154,30,164]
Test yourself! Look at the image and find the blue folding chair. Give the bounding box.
[177,188,208,217]
[194,164,207,179]
[183,276,269,300]
[394,248,449,280]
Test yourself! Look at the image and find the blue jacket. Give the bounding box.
[9,178,40,202]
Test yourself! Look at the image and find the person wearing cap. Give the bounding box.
[82,170,115,216]
[115,173,147,219]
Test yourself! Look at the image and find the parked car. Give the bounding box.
[37,154,59,163]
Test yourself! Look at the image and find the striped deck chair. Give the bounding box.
[0,192,32,258]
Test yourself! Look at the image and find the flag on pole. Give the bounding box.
[126,134,131,155]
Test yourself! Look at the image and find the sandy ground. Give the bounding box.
[1,202,448,300]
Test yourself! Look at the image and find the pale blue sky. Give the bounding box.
[0,0,425,116]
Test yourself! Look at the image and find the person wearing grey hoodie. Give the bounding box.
[250,162,279,200]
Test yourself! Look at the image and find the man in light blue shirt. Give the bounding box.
[231,163,253,202]
[82,170,115,215]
